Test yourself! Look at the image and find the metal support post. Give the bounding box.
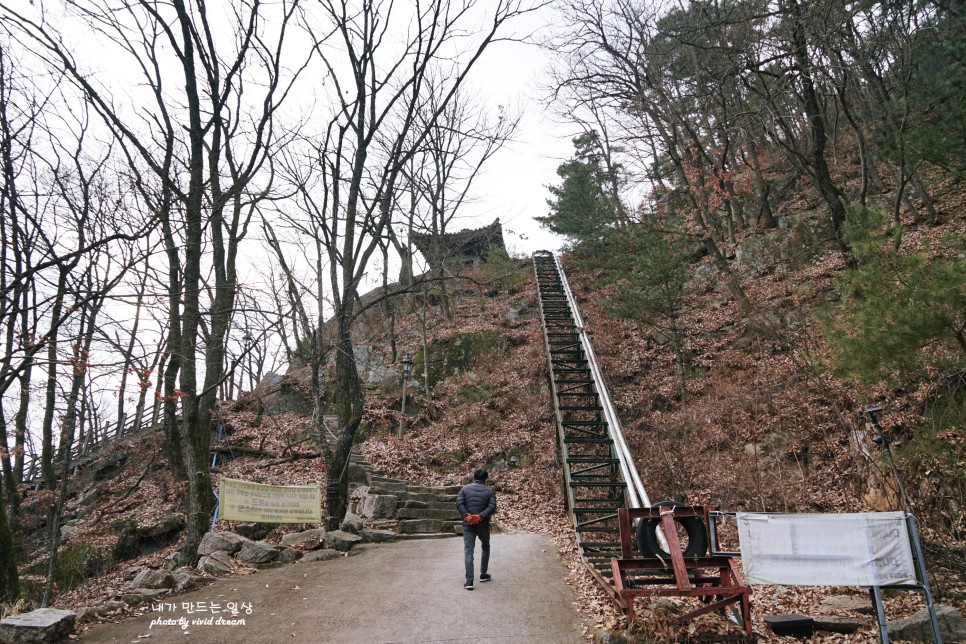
[399,354,412,438]
[906,514,943,643]
[865,408,943,644]
[871,585,891,643]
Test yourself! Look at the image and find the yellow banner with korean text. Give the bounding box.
[219,477,321,524]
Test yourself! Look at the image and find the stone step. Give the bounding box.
[397,508,461,521]
[371,474,408,484]
[407,484,462,496]
[396,498,455,511]
[396,532,457,540]
[368,485,407,497]
[405,491,457,502]
[398,519,449,534]
[395,491,442,504]
[370,480,407,493]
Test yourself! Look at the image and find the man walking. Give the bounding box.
[457,468,497,590]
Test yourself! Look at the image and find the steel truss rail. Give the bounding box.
[533,251,653,592]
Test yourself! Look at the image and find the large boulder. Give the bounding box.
[348,486,369,515]
[198,550,233,574]
[163,551,182,571]
[362,494,398,519]
[235,540,279,565]
[813,615,869,634]
[280,528,324,550]
[233,522,274,541]
[818,595,876,615]
[0,609,76,644]
[84,450,128,484]
[300,549,341,563]
[888,605,966,642]
[361,529,396,543]
[593,630,629,644]
[122,588,170,606]
[111,514,185,562]
[324,530,363,552]
[172,569,211,593]
[130,569,175,590]
[197,531,248,556]
[278,547,303,563]
[254,371,313,415]
[340,513,364,535]
[74,601,125,623]
[140,514,185,538]
[347,463,369,486]
[25,543,101,593]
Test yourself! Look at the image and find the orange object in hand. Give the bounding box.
[466,514,482,525]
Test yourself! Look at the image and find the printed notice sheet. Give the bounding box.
[219,477,321,523]
[736,512,917,586]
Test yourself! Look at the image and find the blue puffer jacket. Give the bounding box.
[456,480,497,524]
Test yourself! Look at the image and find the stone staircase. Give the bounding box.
[221,414,463,539]
[316,416,464,538]
[355,474,463,539]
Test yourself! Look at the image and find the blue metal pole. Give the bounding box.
[210,492,220,531]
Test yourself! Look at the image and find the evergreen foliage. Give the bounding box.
[538,130,623,242]
[584,218,693,331]
[821,207,966,383]
[577,216,697,399]
[898,3,966,178]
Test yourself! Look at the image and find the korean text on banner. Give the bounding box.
[219,477,321,524]
[736,512,917,587]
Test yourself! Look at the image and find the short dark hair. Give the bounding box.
[473,468,488,481]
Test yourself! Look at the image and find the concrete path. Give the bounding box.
[79,534,585,643]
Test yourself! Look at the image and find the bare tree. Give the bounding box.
[399,88,519,318]
[2,0,311,562]
[281,0,543,529]
[552,0,752,309]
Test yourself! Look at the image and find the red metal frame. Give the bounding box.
[611,507,754,640]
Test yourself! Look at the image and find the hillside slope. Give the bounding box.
[12,217,966,641]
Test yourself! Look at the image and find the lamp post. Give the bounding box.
[865,406,912,514]
[864,407,943,643]
[399,353,412,438]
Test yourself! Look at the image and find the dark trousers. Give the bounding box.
[463,523,490,583]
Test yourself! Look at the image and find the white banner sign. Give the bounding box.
[736,512,917,586]
[220,477,321,524]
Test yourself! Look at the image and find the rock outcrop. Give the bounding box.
[0,609,76,644]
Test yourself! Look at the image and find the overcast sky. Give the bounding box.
[449,6,575,256]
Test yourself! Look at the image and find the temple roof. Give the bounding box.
[410,219,505,269]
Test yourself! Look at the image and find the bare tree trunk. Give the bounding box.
[747,143,778,229]
[785,0,852,262]
[325,309,363,531]
[43,295,100,606]
[0,474,18,603]
[12,287,33,483]
[421,282,432,401]
[160,209,187,481]
[0,413,18,515]
[116,264,148,435]
[131,344,162,433]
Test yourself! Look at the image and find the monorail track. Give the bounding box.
[533,251,654,595]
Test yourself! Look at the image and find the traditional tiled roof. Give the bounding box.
[410,219,505,269]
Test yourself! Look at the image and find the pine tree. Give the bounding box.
[822,208,966,383]
[583,216,696,401]
[538,130,623,242]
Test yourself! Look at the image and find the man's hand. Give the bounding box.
[465,513,482,525]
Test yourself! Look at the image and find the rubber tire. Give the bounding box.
[636,501,708,558]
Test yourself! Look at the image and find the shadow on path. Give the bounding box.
[80,533,585,643]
